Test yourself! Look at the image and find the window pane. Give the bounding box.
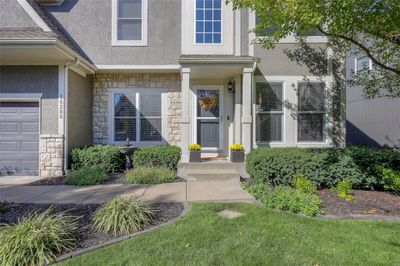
[205,9,213,20]
[140,118,162,141]
[195,0,222,44]
[196,0,204,8]
[140,92,161,117]
[213,33,221,43]
[196,21,204,32]
[115,118,136,141]
[213,9,221,20]
[118,0,141,18]
[256,113,282,142]
[205,22,212,32]
[356,56,370,73]
[213,0,221,8]
[204,33,213,43]
[117,19,142,40]
[298,113,324,142]
[256,83,283,112]
[196,33,204,43]
[196,10,204,20]
[114,93,136,117]
[213,21,221,32]
[298,83,325,112]
[205,0,212,8]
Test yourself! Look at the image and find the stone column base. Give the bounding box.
[39,134,64,178]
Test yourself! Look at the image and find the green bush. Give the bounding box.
[246,146,400,190]
[132,145,181,170]
[293,174,316,194]
[126,166,176,184]
[0,202,6,214]
[0,208,77,266]
[71,145,124,173]
[376,166,400,191]
[335,179,354,200]
[65,166,108,186]
[93,196,154,236]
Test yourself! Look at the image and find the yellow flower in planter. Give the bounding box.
[230,144,244,151]
[188,144,201,151]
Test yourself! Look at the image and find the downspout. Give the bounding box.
[63,58,80,173]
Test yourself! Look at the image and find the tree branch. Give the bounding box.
[317,25,400,76]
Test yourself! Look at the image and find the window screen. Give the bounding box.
[297,82,325,142]
[255,82,283,142]
[117,0,142,41]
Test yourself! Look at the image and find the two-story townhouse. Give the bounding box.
[0,0,345,178]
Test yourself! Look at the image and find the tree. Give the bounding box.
[229,0,400,97]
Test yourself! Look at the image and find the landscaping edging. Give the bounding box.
[318,214,400,222]
[54,202,190,264]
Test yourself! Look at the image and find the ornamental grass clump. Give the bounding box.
[125,166,176,184]
[93,196,154,236]
[293,174,316,194]
[335,179,354,200]
[0,208,78,266]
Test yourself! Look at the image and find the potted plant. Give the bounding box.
[188,144,201,162]
[230,144,245,163]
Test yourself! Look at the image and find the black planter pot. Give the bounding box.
[230,150,245,163]
[189,150,201,162]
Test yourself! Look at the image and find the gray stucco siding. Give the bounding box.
[0,0,37,27]
[45,0,181,65]
[255,43,328,76]
[0,66,59,134]
[67,70,93,158]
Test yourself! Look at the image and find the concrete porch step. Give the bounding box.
[177,161,248,181]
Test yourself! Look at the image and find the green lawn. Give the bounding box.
[60,203,400,266]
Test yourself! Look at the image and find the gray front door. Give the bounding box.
[0,102,39,176]
[196,89,222,149]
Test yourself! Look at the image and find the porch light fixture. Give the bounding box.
[227,80,235,94]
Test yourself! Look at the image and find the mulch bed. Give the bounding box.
[28,172,186,186]
[0,202,184,250]
[318,189,400,217]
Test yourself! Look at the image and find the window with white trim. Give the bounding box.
[195,0,222,44]
[297,82,326,142]
[255,82,283,142]
[112,0,148,46]
[111,90,163,144]
[355,56,372,74]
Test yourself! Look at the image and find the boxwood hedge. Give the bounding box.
[246,146,400,190]
[132,145,181,170]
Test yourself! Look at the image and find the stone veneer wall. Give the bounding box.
[93,73,182,145]
[40,135,64,178]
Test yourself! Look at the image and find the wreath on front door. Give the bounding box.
[198,94,218,111]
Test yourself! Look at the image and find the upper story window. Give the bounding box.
[112,0,148,46]
[355,56,372,74]
[195,0,222,44]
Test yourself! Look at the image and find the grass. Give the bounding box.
[59,203,400,266]
[125,166,176,184]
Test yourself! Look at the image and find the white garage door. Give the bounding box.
[0,102,39,176]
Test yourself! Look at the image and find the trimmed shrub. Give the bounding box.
[293,174,316,194]
[376,166,400,191]
[246,146,400,190]
[93,196,154,236]
[126,166,176,184]
[65,166,108,186]
[71,145,124,173]
[0,208,78,266]
[132,145,181,170]
[0,202,6,214]
[242,182,322,216]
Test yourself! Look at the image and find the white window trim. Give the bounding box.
[354,55,372,74]
[193,0,224,46]
[295,81,329,145]
[253,76,333,148]
[108,88,167,146]
[111,0,148,47]
[254,81,286,145]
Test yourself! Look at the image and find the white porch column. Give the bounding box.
[180,68,191,162]
[234,75,242,143]
[242,68,253,153]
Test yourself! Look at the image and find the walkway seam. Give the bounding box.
[79,189,101,204]
[22,186,59,203]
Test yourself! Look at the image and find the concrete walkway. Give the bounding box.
[0,180,255,204]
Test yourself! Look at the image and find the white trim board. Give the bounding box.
[96,65,181,70]
[17,0,51,32]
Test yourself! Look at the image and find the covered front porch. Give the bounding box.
[178,55,256,162]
